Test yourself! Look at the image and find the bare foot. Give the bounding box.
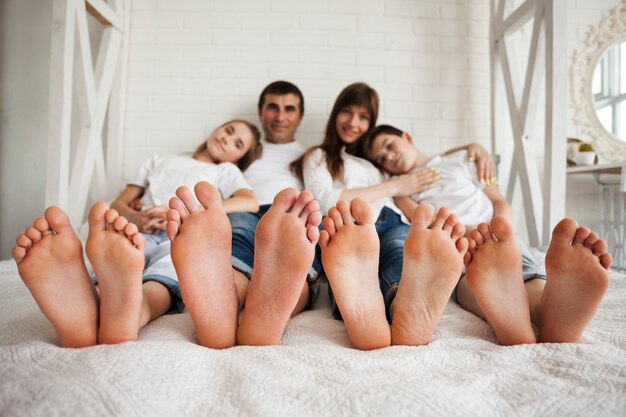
[237,188,321,346]
[13,207,98,348]
[539,218,611,343]
[85,202,145,344]
[167,182,239,349]
[320,199,390,350]
[463,216,535,345]
[390,204,467,346]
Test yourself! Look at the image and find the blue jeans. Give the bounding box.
[228,204,324,308]
[330,207,409,321]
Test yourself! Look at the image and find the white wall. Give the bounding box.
[0,0,51,260]
[122,0,492,181]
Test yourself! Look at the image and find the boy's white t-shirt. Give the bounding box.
[412,150,493,226]
[243,139,307,206]
[129,154,252,208]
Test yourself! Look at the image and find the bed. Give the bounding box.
[0,257,625,416]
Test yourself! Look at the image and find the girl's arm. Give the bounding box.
[444,143,496,185]
[111,185,147,228]
[393,196,419,221]
[222,189,259,213]
[338,168,438,203]
[483,185,512,221]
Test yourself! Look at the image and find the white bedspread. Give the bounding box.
[1,259,625,417]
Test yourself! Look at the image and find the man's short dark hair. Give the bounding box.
[258,81,305,115]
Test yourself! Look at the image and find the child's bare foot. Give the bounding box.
[390,204,467,346]
[540,219,611,343]
[85,202,145,344]
[237,188,321,346]
[13,207,98,348]
[463,216,535,345]
[167,182,239,349]
[320,199,390,350]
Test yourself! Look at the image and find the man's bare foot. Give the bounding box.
[237,188,321,346]
[390,204,467,346]
[13,207,98,348]
[540,219,611,343]
[86,202,145,344]
[167,182,239,349]
[320,199,390,350]
[463,216,535,345]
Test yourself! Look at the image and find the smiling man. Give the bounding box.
[227,81,325,346]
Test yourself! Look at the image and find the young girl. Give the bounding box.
[12,119,262,348]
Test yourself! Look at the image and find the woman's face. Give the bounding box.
[206,121,254,163]
[335,104,371,145]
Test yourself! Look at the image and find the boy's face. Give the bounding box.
[369,133,419,175]
[258,93,303,144]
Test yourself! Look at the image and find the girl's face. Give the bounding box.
[335,104,371,145]
[206,122,254,163]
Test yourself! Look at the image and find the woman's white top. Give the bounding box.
[302,147,406,222]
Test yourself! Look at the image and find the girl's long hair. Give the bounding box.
[290,82,379,182]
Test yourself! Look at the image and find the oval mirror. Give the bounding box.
[592,41,626,141]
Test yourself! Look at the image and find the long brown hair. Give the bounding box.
[193,119,262,171]
[290,82,379,182]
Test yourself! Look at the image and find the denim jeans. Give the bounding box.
[330,206,409,321]
[228,204,324,308]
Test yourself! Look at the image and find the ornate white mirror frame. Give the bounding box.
[571,1,626,161]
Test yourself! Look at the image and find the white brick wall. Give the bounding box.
[122,0,492,180]
[121,0,621,235]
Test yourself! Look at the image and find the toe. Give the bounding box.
[551,218,578,246]
[194,181,223,210]
[489,216,515,242]
[432,207,452,229]
[583,231,599,249]
[299,199,320,223]
[463,250,473,266]
[45,206,74,234]
[176,186,202,214]
[306,210,322,229]
[12,246,27,263]
[451,222,466,241]
[573,226,591,246]
[307,225,320,245]
[88,202,110,231]
[470,228,484,246]
[169,197,189,221]
[104,209,119,225]
[289,190,314,216]
[350,198,375,226]
[592,238,608,256]
[456,236,469,256]
[131,232,146,249]
[337,200,353,226]
[599,252,612,269]
[33,217,50,233]
[113,216,129,232]
[16,234,32,249]
[319,230,330,248]
[271,188,299,212]
[328,207,344,229]
[410,203,435,229]
[124,222,139,237]
[443,213,459,235]
[477,222,493,242]
[25,226,42,242]
[322,216,336,236]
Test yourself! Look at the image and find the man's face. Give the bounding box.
[258,93,303,144]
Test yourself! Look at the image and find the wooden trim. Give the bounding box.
[86,0,123,30]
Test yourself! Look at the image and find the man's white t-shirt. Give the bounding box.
[129,154,252,208]
[243,139,307,206]
[412,150,493,225]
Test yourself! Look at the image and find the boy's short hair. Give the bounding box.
[258,81,305,115]
[360,124,404,161]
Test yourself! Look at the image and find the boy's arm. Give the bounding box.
[443,143,496,185]
[393,196,419,221]
[483,185,512,221]
[222,189,259,214]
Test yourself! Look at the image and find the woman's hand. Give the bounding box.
[390,167,439,197]
[466,143,496,185]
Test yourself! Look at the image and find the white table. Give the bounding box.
[567,163,626,271]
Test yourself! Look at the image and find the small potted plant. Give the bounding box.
[575,142,597,165]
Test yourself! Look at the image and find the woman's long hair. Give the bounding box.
[290,82,379,182]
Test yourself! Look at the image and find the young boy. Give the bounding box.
[360,124,612,345]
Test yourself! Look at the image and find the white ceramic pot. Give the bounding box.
[575,152,596,165]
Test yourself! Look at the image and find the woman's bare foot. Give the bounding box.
[13,207,98,348]
[237,188,321,346]
[86,202,145,344]
[390,204,467,346]
[167,182,239,349]
[463,216,535,345]
[320,199,390,350]
[540,218,611,343]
